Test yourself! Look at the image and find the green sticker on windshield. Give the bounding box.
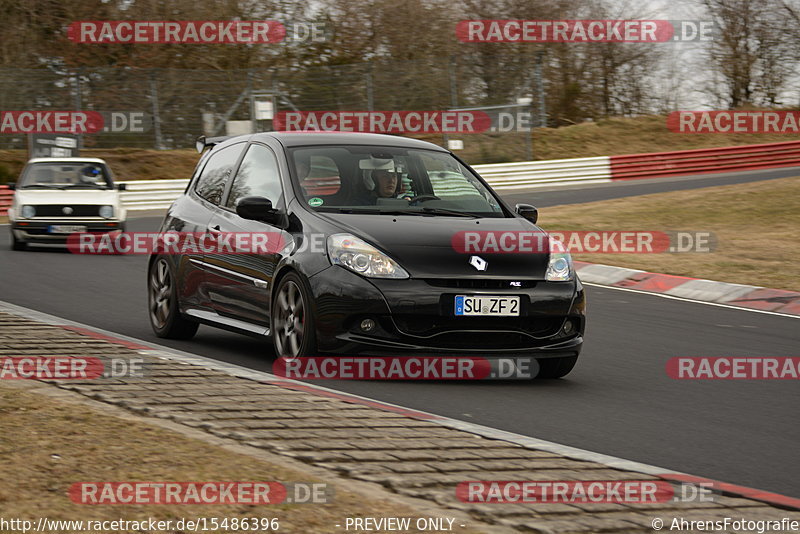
[308,197,324,207]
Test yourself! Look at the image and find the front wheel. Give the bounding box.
[10,231,27,251]
[271,272,317,359]
[535,356,579,379]
[147,256,198,339]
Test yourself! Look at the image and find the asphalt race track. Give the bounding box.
[2,168,798,498]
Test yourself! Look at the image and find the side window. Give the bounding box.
[195,143,244,206]
[226,144,283,209]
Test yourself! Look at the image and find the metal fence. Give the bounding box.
[0,57,546,152]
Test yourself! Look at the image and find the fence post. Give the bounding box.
[535,51,546,128]
[73,69,83,152]
[366,64,374,111]
[443,56,459,149]
[149,70,164,150]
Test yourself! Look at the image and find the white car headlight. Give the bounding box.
[99,205,114,219]
[546,238,574,281]
[327,234,409,279]
[20,205,36,219]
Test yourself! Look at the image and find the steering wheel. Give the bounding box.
[408,194,440,205]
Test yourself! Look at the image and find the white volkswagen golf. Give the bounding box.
[8,158,127,250]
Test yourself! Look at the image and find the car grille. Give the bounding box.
[392,315,564,348]
[424,279,537,289]
[33,205,101,217]
[420,331,547,349]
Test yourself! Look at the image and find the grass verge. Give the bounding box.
[538,176,800,291]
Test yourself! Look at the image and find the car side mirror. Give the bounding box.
[6,182,15,190]
[117,183,127,191]
[515,203,538,224]
[236,196,282,225]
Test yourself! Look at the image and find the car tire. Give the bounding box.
[10,231,27,251]
[535,355,578,379]
[147,256,198,339]
[272,271,317,359]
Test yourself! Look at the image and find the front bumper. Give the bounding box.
[11,220,123,243]
[308,265,585,358]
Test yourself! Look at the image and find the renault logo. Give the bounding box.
[469,255,487,271]
[62,207,73,215]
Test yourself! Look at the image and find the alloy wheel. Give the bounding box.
[274,280,306,359]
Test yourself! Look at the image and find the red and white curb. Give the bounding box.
[0,298,798,511]
[575,261,800,317]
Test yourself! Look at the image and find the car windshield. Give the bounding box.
[288,146,506,217]
[18,162,114,190]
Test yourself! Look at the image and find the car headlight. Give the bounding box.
[327,234,409,279]
[99,205,114,219]
[20,205,36,219]
[546,238,573,281]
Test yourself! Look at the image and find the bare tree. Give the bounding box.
[701,0,797,107]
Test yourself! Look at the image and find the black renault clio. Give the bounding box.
[147,132,585,378]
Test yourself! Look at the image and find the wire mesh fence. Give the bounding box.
[0,57,545,152]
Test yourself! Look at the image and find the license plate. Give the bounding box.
[48,225,87,234]
[455,295,520,316]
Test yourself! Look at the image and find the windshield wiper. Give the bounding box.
[419,207,479,218]
[319,207,384,214]
[64,183,104,189]
[318,207,478,218]
[21,184,65,190]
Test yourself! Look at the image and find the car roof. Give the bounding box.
[232,132,449,151]
[27,157,107,164]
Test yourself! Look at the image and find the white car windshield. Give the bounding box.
[19,162,114,190]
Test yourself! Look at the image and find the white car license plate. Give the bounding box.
[48,225,87,234]
[454,295,520,316]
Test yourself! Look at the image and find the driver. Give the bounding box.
[353,157,405,205]
[80,165,103,184]
[371,168,400,198]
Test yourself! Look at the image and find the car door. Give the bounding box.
[185,142,247,312]
[203,142,285,327]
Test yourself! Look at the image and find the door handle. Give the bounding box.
[207,224,221,233]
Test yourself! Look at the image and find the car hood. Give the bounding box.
[317,213,552,279]
[14,189,120,205]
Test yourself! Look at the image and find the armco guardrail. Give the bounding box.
[474,156,612,191]
[0,186,12,216]
[119,179,189,211]
[610,140,800,180]
[2,140,800,215]
[115,157,614,211]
